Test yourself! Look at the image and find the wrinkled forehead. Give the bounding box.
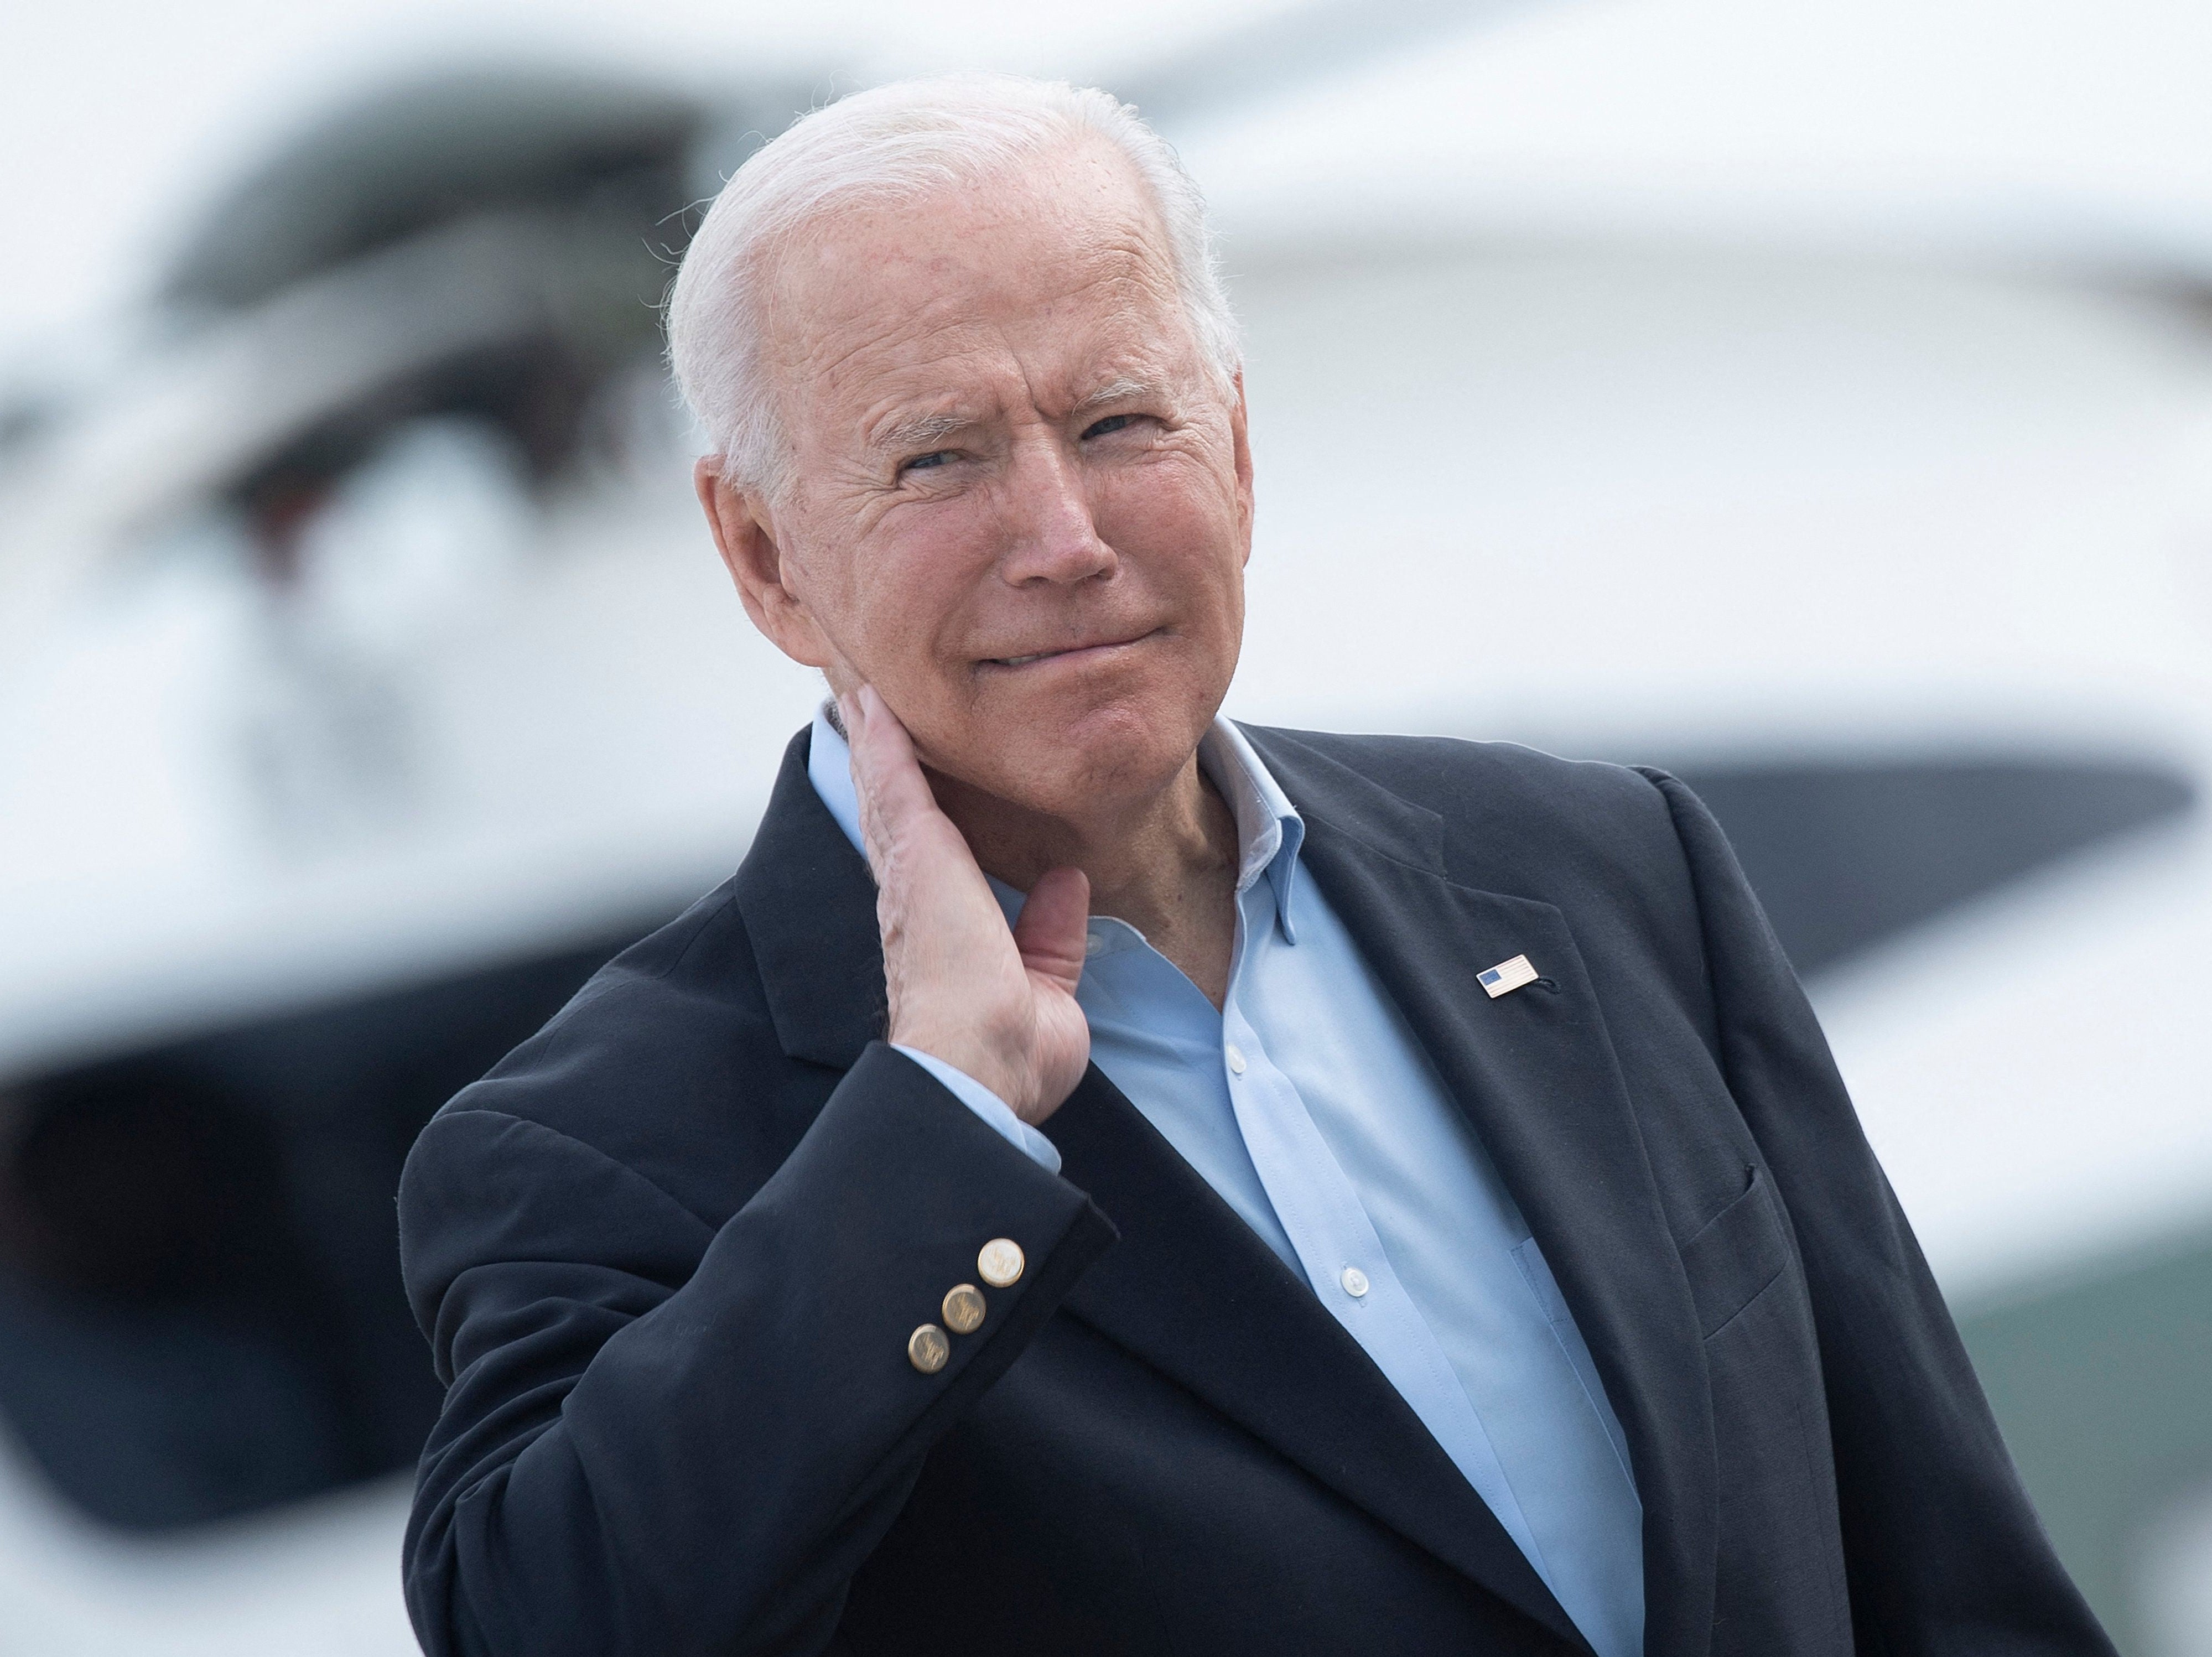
[757,143,1198,436]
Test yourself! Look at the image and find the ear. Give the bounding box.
[694,457,835,669]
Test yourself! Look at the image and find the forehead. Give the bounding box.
[760,144,1193,431]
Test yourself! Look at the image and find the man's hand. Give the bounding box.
[842,685,1092,1125]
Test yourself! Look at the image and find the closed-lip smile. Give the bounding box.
[980,628,1161,669]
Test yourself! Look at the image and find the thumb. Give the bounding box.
[1012,867,1090,996]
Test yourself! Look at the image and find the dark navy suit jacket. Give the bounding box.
[398,725,2113,1656]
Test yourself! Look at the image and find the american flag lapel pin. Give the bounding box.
[1478,954,1539,999]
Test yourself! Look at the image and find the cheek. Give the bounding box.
[843,503,1001,678]
[1097,463,1246,604]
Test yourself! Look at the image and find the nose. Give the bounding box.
[995,433,1116,588]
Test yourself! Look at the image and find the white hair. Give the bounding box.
[664,73,1240,494]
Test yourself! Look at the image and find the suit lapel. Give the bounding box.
[1050,1066,1591,1653]
[1245,727,1720,1655]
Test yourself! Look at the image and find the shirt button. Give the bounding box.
[1083,929,1105,958]
[1341,1266,1370,1298]
[1225,1043,1248,1075]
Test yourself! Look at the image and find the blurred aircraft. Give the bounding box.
[1,2,2209,1649]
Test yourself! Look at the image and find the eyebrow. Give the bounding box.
[870,377,1161,456]
[1073,376,1154,414]
[873,411,969,456]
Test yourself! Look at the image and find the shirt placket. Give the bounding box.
[1216,881,1554,1580]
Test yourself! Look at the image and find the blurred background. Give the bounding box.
[2,0,2209,1649]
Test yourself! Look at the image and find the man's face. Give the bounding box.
[703,141,1253,821]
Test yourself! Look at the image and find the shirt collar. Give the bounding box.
[1196,715,1305,941]
[806,703,1305,943]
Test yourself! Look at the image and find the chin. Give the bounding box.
[991,691,1211,814]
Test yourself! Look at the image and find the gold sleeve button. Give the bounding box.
[907,1324,950,1374]
[978,1238,1025,1288]
[942,1283,986,1334]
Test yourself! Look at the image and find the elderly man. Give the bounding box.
[399,76,2110,1657]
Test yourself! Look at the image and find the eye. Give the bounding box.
[900,450,954,476]
[1081,413,1140,440]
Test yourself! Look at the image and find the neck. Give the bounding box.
[926,750,1242,1006]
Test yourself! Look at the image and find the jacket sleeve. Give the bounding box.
[399,1040,1118,1657]
[1640,770,2116,1657]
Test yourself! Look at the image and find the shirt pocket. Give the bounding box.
[1677,1164,1792,1339]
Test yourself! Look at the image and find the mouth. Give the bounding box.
[979,628,1161,671]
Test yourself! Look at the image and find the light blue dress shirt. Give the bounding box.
[809,708,1644,1657]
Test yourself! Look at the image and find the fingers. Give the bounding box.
[838,684,1092,1123]
[840,684,942,877]
[1012,866,1091,997]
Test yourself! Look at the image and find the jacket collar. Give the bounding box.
[729,728,885,1071]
